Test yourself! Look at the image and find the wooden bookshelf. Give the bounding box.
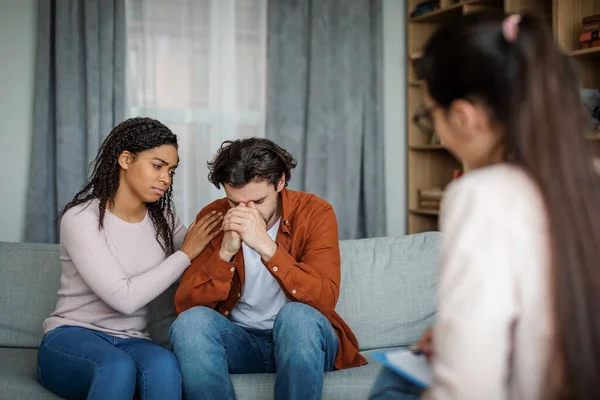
[406,0,600,233]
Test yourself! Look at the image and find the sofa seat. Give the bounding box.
[0,347,393,400]
[1,234,440,399]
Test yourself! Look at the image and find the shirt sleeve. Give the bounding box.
[174,208,237,313]
[423,181,519,400]
[61,209,191,315]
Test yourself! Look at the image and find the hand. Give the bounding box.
[221,202,277,261]
[415,327,434,361]
[219,230,242,262]
[180,211,223,261]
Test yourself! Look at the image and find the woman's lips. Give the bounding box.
[152,187,165,196]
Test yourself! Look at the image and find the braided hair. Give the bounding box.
[59,117,179,254]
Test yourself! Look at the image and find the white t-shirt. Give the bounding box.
[231,218,289,330]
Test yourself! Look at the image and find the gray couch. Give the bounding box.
[0,233,440,399]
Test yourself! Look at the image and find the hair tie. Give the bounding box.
[503,14,521,43]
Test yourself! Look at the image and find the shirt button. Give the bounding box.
[273,266,278,272]
[224,311,229,316]
[230,267,235,272]
[292,289,297,294]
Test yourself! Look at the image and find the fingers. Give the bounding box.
[227,207,255,217]
[223,214,247,227]
[197,211,222,229]
[197,210,218,223]
[222,221,245,233]
[205,215,223,233]
[207,226,222,241]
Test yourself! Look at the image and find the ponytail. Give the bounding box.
[421,12,600,399]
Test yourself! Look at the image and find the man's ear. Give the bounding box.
[275,174,286,193]
[117,151,134,170]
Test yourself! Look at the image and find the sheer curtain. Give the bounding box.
[125,0,267,224]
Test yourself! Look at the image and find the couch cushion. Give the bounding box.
[336,233,440,350]
[1,232,440,351]
[0,347,390,400]
[0,348,62,399]
[0,242,61,348]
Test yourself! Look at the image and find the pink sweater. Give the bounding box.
[43,199,190,339]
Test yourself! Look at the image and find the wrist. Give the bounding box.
[180,246,193,261]
[259,240,278,262]
[219,247,236,262]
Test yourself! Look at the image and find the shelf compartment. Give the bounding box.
[409,208,440,216]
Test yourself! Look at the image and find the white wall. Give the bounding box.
[0,0,37,242]
[382,0,407,237]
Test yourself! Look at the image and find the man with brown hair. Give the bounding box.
[169,137,365,400]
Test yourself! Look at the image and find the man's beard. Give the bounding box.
[264,196,281,229]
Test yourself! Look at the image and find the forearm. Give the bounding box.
[262,245,339,315]
[175,249,237,313]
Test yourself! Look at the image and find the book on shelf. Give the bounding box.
[417,188,443,212]
[419,200,440,210]
[581,40,600,49]
[580,15,600,49]
[582,13,600,25]
[579,31,599,42]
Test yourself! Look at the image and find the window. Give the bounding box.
[126,0,267,223]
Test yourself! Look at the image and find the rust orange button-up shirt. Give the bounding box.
[174,188,367,370]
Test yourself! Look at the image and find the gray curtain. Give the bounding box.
[267,0,385,240]
[25,0,126,243]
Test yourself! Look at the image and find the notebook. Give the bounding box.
[371,348,432,389]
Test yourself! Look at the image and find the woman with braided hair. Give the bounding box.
[37,117,222,400]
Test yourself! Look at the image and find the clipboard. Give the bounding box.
[370,348,432,389]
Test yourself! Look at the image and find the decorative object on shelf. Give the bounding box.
[417,187,444,210]
[429,132,441,145]
[410,0,440,18]
[580,89,600,130]
[580,13,600,48]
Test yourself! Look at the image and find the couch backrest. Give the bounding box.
[0,232,440,349]
[336,233,439,350]
[0,242,62,348]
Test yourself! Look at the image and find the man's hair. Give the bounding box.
[208,138,297,189]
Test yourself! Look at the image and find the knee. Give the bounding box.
[144,350,182,385]
[169,306,221,349]
[274,302,322,334]
[103,353,137,384]
[274,303,331,357]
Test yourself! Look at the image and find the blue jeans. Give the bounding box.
[369,367,425,399]
[37,325,182,400]
[169,302,338,400]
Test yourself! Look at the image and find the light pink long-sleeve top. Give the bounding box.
[424,163,553,400]
[43,199,190,339]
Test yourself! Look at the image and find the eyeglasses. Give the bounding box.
[412,104,437,137]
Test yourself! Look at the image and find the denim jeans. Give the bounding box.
[369,367,425,400]
[37,325,182,400]
[169,302,338,400]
